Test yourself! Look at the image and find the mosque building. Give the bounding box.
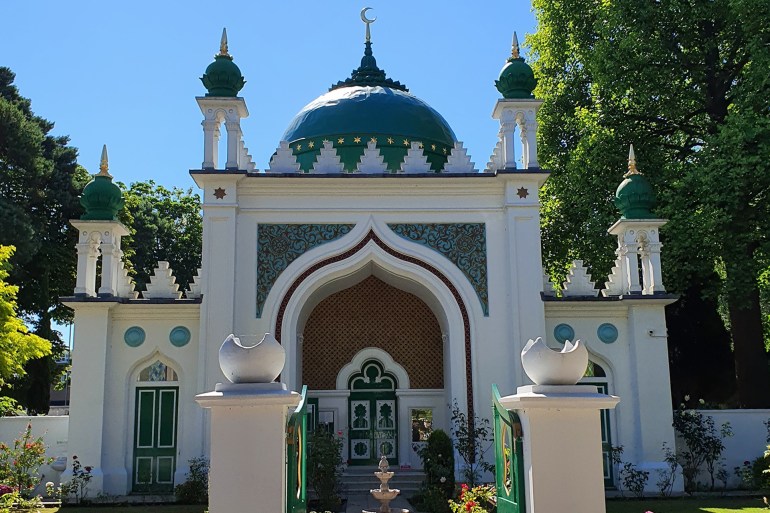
[63,18,676,495]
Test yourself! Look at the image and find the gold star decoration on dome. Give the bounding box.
[418,142,424,149]
[354,137,362,143]
[403,139,409,146]
[369,137,377,144]
[308,141,315,149]
[431,144,437,151]
[517,187,529,199]
[338,137,345,144]
[213,187,227,199]
[296,143,302,151]
[442,147,447,154]
[387,137,394,144]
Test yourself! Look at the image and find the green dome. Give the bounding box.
[201,54,245,97]
[281,41,457,173]
[81,175,124,221]
[614,173,657,219]
[496,58,536,99]
[495,33,536,99]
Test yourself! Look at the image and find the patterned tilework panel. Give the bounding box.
[257,224,354,317]
[302,275,444,390]
[388,224,489,315]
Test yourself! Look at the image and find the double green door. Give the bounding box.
[133,387,178,493]
[349,392,397,465]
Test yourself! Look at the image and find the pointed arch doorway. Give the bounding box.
[348,358,398,465]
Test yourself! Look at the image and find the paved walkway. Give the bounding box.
[344,493,413,512]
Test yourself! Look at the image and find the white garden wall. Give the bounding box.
[0,416,69,494]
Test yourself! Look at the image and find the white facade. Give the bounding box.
[59,35,683,496]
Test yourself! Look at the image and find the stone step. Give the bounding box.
[340,467,425,498]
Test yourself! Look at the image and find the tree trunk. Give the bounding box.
[727,280,770,408]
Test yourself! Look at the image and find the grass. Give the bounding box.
[19,507,206,513]
[606,497,770,513]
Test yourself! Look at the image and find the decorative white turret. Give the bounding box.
[311,140,344,174]
[186,268,203,299]
[442,141,476,173]
[71,145,130,297]
[400,141,432,174]
[357,141,389,174]
[197,29,250,170]
[143,261,182,299]
[491,32,542,169]
[268,141,301,173]
[606,146,667,295]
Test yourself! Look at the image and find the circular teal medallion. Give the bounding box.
[553,323,575,344]
[597,323,619,344]
[169,326,191,347]
[124,326,145,347]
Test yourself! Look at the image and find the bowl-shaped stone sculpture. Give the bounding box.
[219,333,285,383]
[520,337,588,385]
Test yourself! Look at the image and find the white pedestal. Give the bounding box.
[196,382,300,513]
[499,385,620,513]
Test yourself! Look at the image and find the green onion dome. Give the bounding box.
[614,146,657,219]
[200,29,245,97]
[495,32,536,99]
[80,146,124,221]
[281,41,457,173]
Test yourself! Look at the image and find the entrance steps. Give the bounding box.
[340,466,425,498]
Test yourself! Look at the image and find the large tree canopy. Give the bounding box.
[0,246,50,388]
[0,67,89,413]
[531,0,770,406]
[119,181,202,293]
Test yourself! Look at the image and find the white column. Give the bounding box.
[225,120,242,169]
[64,302,115,493]
[74,237,99,297]
[525,116,539,168]
[500,385,619,513]
[196,383,300,513]
[648,241,665,293]
[624,241,643,294]
[501,109,517,169]
[202,120,219,169]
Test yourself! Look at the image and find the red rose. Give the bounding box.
[465,500,476,511]
[85,466,92,472]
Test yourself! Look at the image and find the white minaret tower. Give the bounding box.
[197,28,254,170]
[491,32,543,170]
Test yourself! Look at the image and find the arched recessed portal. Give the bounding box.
[303,276,444,465]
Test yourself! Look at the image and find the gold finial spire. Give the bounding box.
[626,144,641,176]
[98,144,112,178]
[361,7,376,43]
[219,28,230,57]
[511,31,521,59]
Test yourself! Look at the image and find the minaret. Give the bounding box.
[606,145,667,295]
[491,32,542,169]
[71,145,129,297]
[197,28,251,170]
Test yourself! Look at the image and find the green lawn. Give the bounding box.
[25,507,206,513]
[606,497,769,513]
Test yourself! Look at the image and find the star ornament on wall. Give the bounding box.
[213,187,227,199]
[517,187,529,199]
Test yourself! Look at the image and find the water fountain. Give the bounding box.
[363,455,409,513]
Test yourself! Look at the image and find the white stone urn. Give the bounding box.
[219,333,285,383]
[520,337,589,385]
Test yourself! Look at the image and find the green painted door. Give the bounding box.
[132,387,178,493]
[492,385,525,513]
[349,392,398,465]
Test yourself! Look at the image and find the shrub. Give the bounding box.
[175,457,209,504]
[63,455,93,504]
[673,407,732,492]
[0,423,53,498]
[450,401,494,486]
[417,429,455,513]
[448,483,495,513]
[308,429,343,512]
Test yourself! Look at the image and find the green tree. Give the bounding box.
[0,246,51,392]
[119,181,202,292]
[0,67,88,413]
[530,0,770,407]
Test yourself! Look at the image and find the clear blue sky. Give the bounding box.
[2,2,537,190]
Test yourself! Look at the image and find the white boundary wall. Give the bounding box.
[0,416,69,494]
[675,409,770,488]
